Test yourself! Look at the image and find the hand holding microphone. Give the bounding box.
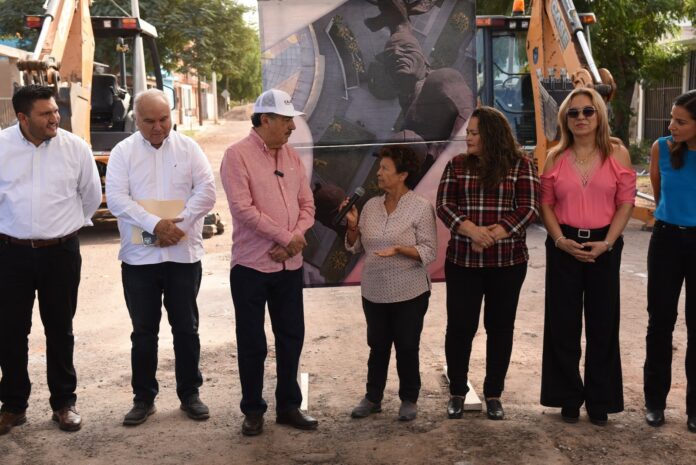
[333,187,365,226]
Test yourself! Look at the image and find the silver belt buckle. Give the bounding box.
[577,229,591,239]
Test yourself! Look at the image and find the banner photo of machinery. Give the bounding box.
[258,0,476,286]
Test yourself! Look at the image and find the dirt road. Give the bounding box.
[1,119,695,465]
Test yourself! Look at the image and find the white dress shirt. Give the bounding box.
[0,125,101,239]
[106,130,216,265]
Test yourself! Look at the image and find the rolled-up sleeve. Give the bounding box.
[499,159,540,236]
[436,160,467,232]
[413,202,437,266]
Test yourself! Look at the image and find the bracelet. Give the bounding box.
[603,240,613,252]
[554,235,565,247]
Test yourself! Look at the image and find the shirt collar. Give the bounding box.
[15,124,55,148]
[249,128,283,155]
[137,130,172,149]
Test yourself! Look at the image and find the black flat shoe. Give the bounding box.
[447,397,464,419]
[561,406,580,424]
[645,409,665,427]
[589,412,608,426]
[485,399,504,420]
[688,416,696,433]
[276,408,318,430]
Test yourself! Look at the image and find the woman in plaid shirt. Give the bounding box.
[436,106,540,421]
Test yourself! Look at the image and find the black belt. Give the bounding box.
[655,220,696,232]
[0,231,79,248]
[559,224,610,242]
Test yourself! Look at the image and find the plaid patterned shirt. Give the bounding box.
[436,154,540,268]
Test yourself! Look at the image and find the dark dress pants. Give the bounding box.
[445,260,527,398]
[122,261,203,404]
[0,237,81,413]
[644,222,696,415]
[230,265,304,415]
[362,291,430,404]
[541,237,624,415]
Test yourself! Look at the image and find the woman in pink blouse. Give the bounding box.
[539,88,635,426]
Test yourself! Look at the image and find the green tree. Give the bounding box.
[475,0,688,144]
[574,0,686,143]
[0,0,261,101]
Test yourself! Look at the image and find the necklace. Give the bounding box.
[573,147,597,165]
[572,148,598,186]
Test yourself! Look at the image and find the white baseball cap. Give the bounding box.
[253,89,305,117]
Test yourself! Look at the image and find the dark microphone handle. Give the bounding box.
[332,194,360,226]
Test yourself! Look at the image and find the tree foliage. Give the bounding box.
[0,0,261,100]
[475,0,688,144]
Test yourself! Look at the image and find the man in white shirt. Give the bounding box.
[0,85,101,435]
[106,89,216,426]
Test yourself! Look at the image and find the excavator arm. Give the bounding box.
[18,0,94,142]
[526,0,616,169]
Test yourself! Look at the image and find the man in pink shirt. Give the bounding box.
[220,89,316,436]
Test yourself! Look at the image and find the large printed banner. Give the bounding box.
[258,0,476,286]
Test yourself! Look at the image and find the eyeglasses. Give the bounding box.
[567,106,597,119]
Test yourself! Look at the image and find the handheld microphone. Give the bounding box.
[332,187,365,226]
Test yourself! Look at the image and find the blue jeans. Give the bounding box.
[122,261,203,404]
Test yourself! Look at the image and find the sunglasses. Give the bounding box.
[567,106,597,119]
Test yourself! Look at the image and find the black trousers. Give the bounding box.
[0,237,81,413]
[541,234,624,415]
[644,221,696,415]
[230,265,305,415]
[122,261,203,404]
[362,291,430,404]
[445,260,527,398]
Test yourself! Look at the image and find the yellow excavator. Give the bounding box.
[17,0,166,218]
[476,0,654,226]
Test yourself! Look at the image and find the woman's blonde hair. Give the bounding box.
[548,87,623,161]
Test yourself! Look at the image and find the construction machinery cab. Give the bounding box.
[475,12,597,153]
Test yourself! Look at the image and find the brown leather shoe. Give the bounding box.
[0,411,26,435]
[52,406,82,432]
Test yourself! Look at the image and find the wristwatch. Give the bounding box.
[603,240,613,252]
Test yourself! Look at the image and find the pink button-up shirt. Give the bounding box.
[221,129,315,272]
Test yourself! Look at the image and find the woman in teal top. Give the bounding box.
[644,90,696,433]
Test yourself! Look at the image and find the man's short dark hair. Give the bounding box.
[12,85,55,116]
[251,113,263,127]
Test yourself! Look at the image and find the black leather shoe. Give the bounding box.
[242,414,264,436]
[485,399,504,420]
[447,396,464,419]
[123,402,156,426]
[589,412,608,426]
[180,395,210,420]
[276,409,318,430]
[561,406,580,424]
[688,416,696,433]
[645,409,665,427]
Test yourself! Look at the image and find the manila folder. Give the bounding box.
[131,199,186,244]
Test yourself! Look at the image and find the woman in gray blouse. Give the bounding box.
[343,145,437,421]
